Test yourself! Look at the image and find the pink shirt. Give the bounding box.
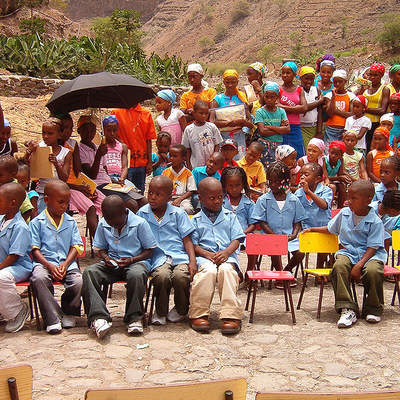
[105,140,123,175]
[79,143,111,186]
[280,86,302,125]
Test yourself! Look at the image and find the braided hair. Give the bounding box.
[381,156,400,173]
[267,161,290,191]
[220,166,251,197]
[382,190,400,211]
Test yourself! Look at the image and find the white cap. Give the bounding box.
[380,113,394,124]
[332,69,347,80]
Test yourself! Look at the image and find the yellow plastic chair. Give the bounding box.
[391,230,400,306]
[296,232,339,320]
[0,364,32,400]
[85,378,247,400]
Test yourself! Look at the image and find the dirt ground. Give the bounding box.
[2,95,400,399]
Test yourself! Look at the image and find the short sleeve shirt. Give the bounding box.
[344,115,372,149]
[180,88,217,110]
[255,106,288,142]
[79,143,110,186]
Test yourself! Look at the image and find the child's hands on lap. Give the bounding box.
[189,261,198,281]
[57,262,67,280]
[171,198,182,207]
[212,250,230,265]
[48,263,64,281]
[117,257,133,268]
[350,263,363,281]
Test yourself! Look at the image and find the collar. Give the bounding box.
[140,203,177,227]
[0,212,23,237]
[195,207,229,225]
[102,210,141,236]
[342,206,377,224]
[201,206,221,223]
[45,209,64,230]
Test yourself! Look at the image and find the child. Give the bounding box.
[82,195,157,338]
[155,89,186,145]
[16,161,38,220]
[25,118,72,214]
[219,139,239,172]
[389,94,400,148]
[192,152,225,187]
[30,180,83,334]
[152,131,171,177]
[388,64,400,96]
[299,67,323,148]
[182,100,223,170]
[342,130,368,181]
[162,144,196,215]
[380,113,394,132]
[275,144,300,192]
[250,162,306,277]
[366,127,394,183]
[237,141,267,192]
[0,155,33,221]
[305,180,387,327]
[324,69,356,146]
[0,182,32,332]
[344,96,372,154]
[322,141,351,208]
[254,81,290,169]
[373,157,400,202]
[137,175,196,325]
[298,138,325,167]
[0,118,17,156]
[189,177,245,334]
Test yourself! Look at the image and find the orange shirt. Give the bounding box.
[326,92,355,128]
[371,149,394,178]
[179,88,217,110]
[112,105,156,168]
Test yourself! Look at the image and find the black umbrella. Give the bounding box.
[46,71,155,114]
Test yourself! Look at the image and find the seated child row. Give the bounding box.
[1,154,398,336]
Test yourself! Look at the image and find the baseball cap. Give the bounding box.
[221,139,238,150]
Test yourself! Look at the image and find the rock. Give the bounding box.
[252,334,279,345]
[125,369,145,383]
[324,363,344,376]
[105,345,133,359]
[250,373,290,391]
[149,359,165,372]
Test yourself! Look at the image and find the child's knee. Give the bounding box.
[152,265,171,285]
[218,263,237,277]
[363,261,384,281]
[0,270,14,288]
[199,263,218,278]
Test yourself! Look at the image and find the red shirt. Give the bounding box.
[218,160,239,175]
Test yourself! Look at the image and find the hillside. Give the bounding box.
[142,0,397,66]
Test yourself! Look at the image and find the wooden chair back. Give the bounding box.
[246,234,288,256]
[85,378,247,400]
[0,365,32,400]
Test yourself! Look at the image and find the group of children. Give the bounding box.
[1,58,400,337]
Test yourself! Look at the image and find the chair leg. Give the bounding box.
[31,286,41,331]
[249,280,257,323]
[245,278,252,311]
[297,273,308,309]
[316,281,324,320]
[286,281,296,325]
[396,276,400,307]
[108,284,113,299]
[144,281,152,313]
[148,284,155,324]
[351,281,359,316]
[391,281,397,306]
[257,255,265,288]
[283,282,289,311]
[27,285,33,320]
[101,284,109,303]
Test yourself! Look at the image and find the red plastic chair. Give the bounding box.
[245,234,296,324]
[331,208,341,218]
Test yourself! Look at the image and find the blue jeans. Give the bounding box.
[128,167,146,194]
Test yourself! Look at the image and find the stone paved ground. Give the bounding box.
[2,250,400,400]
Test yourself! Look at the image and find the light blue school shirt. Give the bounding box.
[0,212,32,282]
[192,166,221,187]
[370,200,398,241]
[327,207,387,264]
[373,182,400,203]
[191,207,245,267]
[254,106,288,142]
[30,210,83,272]
[222,194,255,231]
[250,191,306,252]
[295,183,333,229]
[93,210,156,270]
[137,203,195,271]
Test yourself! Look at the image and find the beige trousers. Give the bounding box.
[188,261,243,320]
[0,269,25,320]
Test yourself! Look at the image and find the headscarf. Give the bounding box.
[299,66,316,77]
[308,138,325,154]
[370,62,385,76]
[329,141,346,153]
[222,69,248,104]
[343,129,358,138]
[390,64,400,75]
[391,93,400,101]
[322,53,335,62]
[320,60,335,70]
[380,113,394,125]
[353,95,368,107]
[332,69,347,80]
[275,144,296,161]
[187,63,209,90]
[282,61,297,74]
[77,115,97,130]
[157,89,176,105]
[249,62,266,77]
[3,118,10,128]
[102,115,119,127]
[262,81,280,95]
[373,126,391,151]
[315,54,335,72]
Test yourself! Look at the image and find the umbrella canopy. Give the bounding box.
[46,71,155,114]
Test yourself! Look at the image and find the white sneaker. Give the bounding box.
[167,307,186,323]
[151,312,166,326]
[46,322,62,334]
[337,308,357,328]
[366,314,381,323]
[61,315,76,329]
[4,302,29,333]
[127,320,143,334]
[92,318,112,339]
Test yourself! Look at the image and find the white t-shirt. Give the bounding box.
[181,121,223,168]
[345,115,372,150]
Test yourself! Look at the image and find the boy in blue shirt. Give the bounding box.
[305,180,387,328]
[137,176,196,325]
[0,182,32,333]
[82,195,157,338]
[30,180,84,334]
[189,177,245,335]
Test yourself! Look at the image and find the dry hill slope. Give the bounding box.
[143,0,397,64]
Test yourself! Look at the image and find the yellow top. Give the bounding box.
[364,85,385,123]
[237,157,266,189]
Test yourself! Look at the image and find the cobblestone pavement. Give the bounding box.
[3,251,400,400]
